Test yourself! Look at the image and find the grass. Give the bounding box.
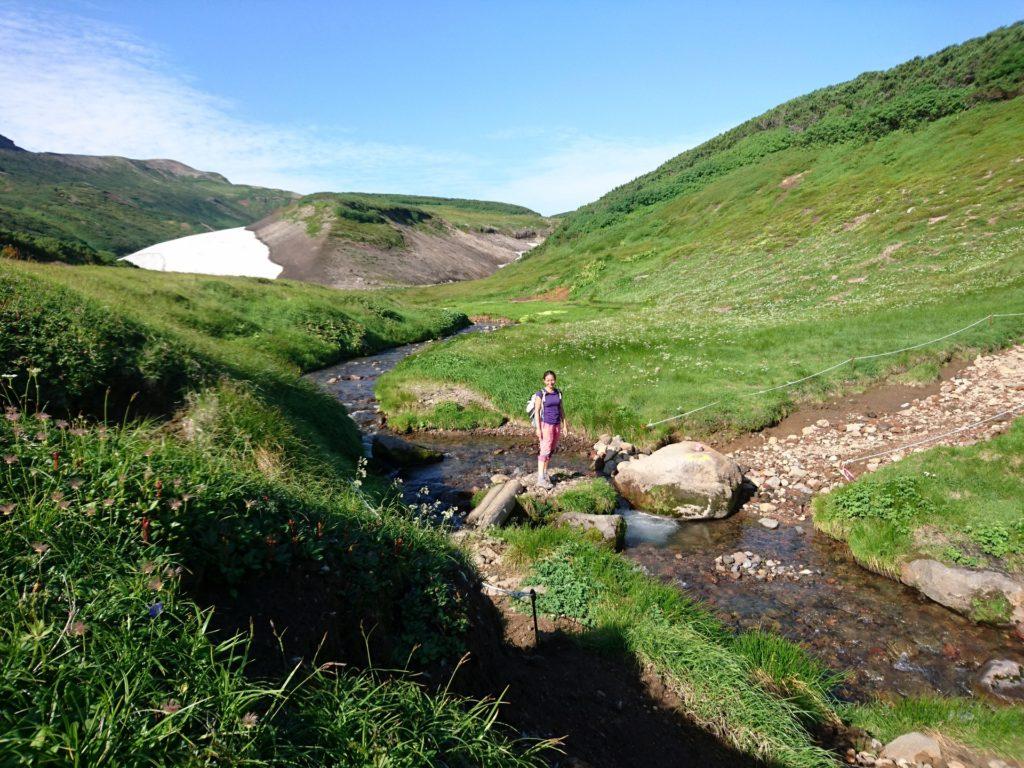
[379,46,1024,444]
[814,417,1024,578]
[0,381,552,765]
[1,260,467,461]
[0,259,559,764]
[0,140,294,257]
[280,192,550,250]
[844,697,1024,760]
[496,526,841,767]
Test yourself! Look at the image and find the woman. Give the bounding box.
[531,370,566,489]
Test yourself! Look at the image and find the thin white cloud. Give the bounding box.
[480,133,707,215]
[0,4,707,213]
[0,5,467,193]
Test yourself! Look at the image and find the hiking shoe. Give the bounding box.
[538,477,554,490]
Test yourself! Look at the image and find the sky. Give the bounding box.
[2,1,1022,214]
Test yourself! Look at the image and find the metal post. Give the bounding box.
[529,588,539,647]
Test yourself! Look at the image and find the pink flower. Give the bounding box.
[158,699,181,716]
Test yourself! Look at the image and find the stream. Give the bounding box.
[309,326,1021,701]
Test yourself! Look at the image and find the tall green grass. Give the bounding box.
[497,528,840,767]
[814,417,1024,579]
[0,393,551,766]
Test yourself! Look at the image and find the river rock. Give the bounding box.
[880,732,944,767]
[613,441,742,519]
[758,517,779,530]
[371,434,443,467]
[979,659,1024,699]
[900,559,1024,627]
[555,512,625,550]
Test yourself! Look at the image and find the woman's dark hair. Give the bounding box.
[542,370,557,380]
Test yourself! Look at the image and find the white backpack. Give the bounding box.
[525,389,558,422]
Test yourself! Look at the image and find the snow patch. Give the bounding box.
[122,227,282,278]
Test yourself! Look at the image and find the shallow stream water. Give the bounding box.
[309,327,1021,701]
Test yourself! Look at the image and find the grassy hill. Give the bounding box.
[0,136,295,262]
[379,22,1024,442]
[254,192,551,289]
[0,259,850,766]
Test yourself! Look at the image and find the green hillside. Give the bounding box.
[380,23,1024,441]
[277,191,548,245]
[0,136,295,261]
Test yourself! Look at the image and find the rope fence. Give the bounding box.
[840,401,1024,467]
[481,581,541,645]
[646,312,1024,429]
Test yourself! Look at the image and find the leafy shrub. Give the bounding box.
[824,476,935,533]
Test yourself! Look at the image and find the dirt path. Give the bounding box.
[723,345,1024,523]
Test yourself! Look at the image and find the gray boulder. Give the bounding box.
[613,441,742,519]
[371,434,443,467]
[555,512,625,550]
[900,559,1024,627]
[979,659,1024,699]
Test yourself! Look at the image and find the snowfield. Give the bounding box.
[121,227,282,278]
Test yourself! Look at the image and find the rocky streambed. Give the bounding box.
[309,329,1023,703]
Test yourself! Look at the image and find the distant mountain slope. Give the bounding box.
[0,136,295,261]
[251,192,551,288]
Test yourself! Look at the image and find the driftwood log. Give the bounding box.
[555,512,625,550]
[465,482,505,527]
[470,478,524,529]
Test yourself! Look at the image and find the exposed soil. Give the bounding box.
[511,285,571,302]
[720,356,970,454]
[251,210,539,289]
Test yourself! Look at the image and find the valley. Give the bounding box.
[2,16,1024,768]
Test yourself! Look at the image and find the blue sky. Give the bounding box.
[2,1,1022,213]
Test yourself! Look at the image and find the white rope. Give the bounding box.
[840,402,1024,466]
[646,313,1024,428]
[480,581,533,600]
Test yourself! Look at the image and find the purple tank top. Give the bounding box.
[537,389,562,425]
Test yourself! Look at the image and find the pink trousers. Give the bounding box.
[539,422,561,461]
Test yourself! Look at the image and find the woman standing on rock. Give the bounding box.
[532,370,565,489]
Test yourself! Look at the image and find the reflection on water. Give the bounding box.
[625,513,1021,700]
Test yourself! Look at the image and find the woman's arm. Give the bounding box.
[533,394,542,435]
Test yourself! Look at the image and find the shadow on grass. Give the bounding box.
[452,592,768,768]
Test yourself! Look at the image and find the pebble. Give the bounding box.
[727,345,1024,528]
[758,517,780,529]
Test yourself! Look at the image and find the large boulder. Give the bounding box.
[613,441,742,519]
[899,559,1024,627]
[555,512,625,550]
[371,433,442,467]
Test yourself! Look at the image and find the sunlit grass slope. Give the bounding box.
[0,140,295,260]
[382,25,1024,441]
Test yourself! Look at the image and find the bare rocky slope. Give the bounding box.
[251,193,551,289]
